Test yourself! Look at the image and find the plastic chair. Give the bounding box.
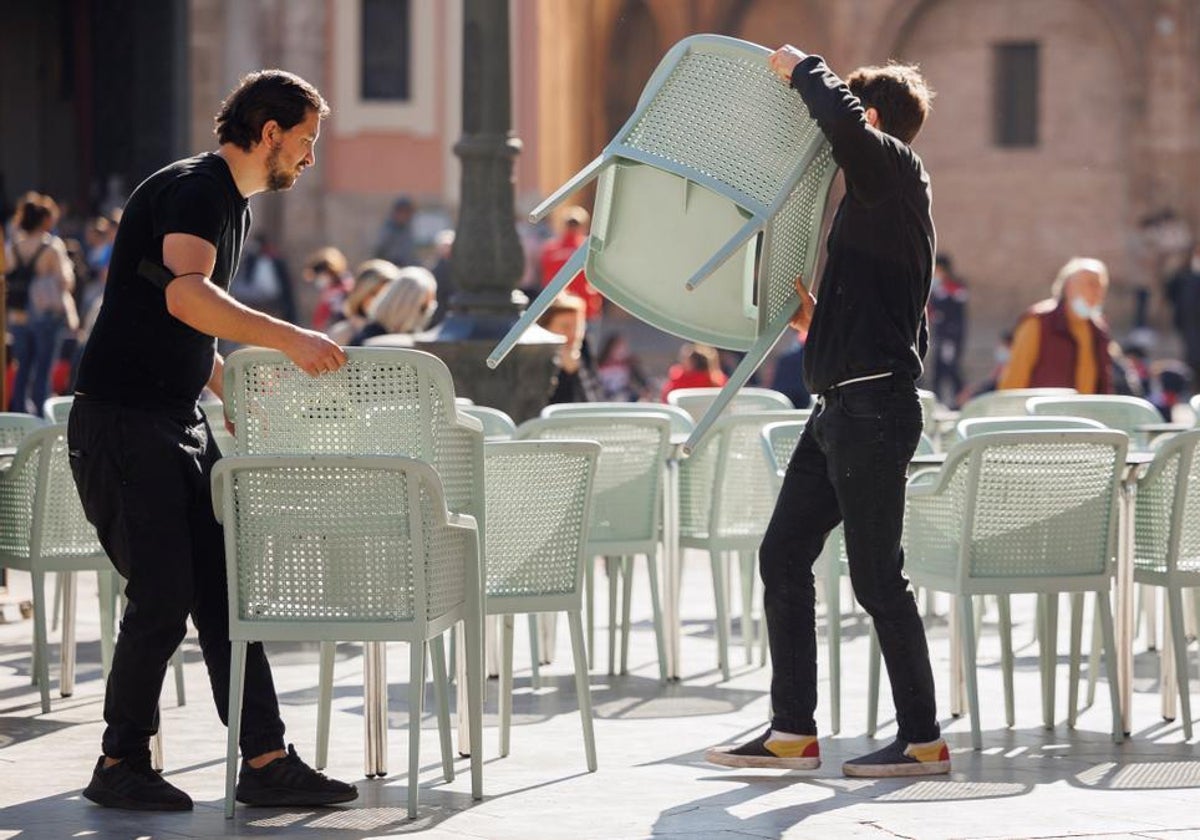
[42,396,74,424]
[1027,395,1162,450]
[679,410,801,680]
[542,402,694,439]
[956,415,1107,442]
[903,430,1127,749]
[516,414,672,679]
[0,425,118,714]
[667,387,794,423]
[956,388,1076,421]
[0,412,46,446]
[212,454,484,819]
[459,405,518,441]
[489,35,837,452]
[482,440,600,769]
[224,347,484,774]
[1132,429,1200,739]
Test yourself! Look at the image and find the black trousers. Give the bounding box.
[759,374,941,744]
[68,397,286,761]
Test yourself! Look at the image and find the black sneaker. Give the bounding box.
[842,738,951,778]
[235,744,359,807]
[705,727,821,770]
[82,755,193,811]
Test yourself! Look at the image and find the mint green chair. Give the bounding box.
[0,411,45,445]
[679,410,803,680]
[668,387,794,423]
[0,425,118,714]
[1027,395,1162,451]
[212,454,484,819]
[1133,429,1200,739]
[459,405,517,441]
[42,397,74,424]
[956,388,1076,421]
[542,402,694,438]
[224,347,484,776]
[904,431,1126,750]
[516,414,672,680]
[488,34,837,453]
[956,415,1106,442]
[483,440,600,769]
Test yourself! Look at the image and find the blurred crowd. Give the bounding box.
[7,187,1200,419]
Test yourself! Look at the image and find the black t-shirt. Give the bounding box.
[76,153,250,409]
[790,57,935,395]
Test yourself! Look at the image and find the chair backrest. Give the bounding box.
[917,389,939,437]
[541,401,695,439]
[762,420,807,490]
[956,415,1107,442]
[1026,395,1161,448]
[668,387,794,421]
[680,410,800,542]
[0,413,47,448]
[213,454,474,642]
[957,388,1076,420]
[913,431,1125,588]
[42,396,75,424]
[1134,429,1200,576]
[481,441,600,611]
[223,347,484,519]
[459,405,517,441]
[516,414,671,551]
[0,425,102,564]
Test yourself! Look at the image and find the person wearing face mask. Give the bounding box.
[998,257,1113,393]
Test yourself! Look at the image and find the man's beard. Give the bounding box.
[265,143,298,191]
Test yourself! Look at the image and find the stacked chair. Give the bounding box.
[487,34,837,452]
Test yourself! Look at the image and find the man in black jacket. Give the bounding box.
[708,47,948,777]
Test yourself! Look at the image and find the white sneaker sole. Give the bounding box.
[705,748,820,770]
[842,759,950,778]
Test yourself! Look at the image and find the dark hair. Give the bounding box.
[214,69,330,151]
[847,62,934,144]
[14,193,57,233]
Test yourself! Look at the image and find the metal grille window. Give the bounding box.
[361,0,411,101]
[994,42,1039,148]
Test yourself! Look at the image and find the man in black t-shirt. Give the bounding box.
[70,70,355,811]
[707,48,948,778]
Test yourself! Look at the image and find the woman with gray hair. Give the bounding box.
[350,265,438,345]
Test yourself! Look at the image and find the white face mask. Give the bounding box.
[994,346,1011,365]
[1069,295,1102,321]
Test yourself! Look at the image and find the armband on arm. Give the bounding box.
[137,258,209,291]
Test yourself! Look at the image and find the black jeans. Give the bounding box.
[68,397,286,761]
[759,374,940,744]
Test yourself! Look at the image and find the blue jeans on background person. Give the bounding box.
[758,373,941,744]
[9,312,63,416]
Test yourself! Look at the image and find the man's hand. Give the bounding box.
[789,276,816,335]
[768,45,808,84]
[284,327,348,376]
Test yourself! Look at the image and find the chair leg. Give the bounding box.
[998,595,1015,728]
[429,636,454,781]
[51,571,62,632]
[959,595,982,751]
[60,571,76,698]
[224,641,247,819]
[172,645,186,707]
[1167,586,1194,740]
[1087,604,1102,707]
[364,642,388,778]
[407,640,426,818]
[31,571,51,714]
[568,610,597,772]
[866,623,881,738]
[826,547,842,735]
[315,641,335,770]
[1095,590,1124,743]
[739,552,755,666]
[1038,594,1059,729]
[98,570,116,678]
[1162,596,1178,723]
[464,613,484,801]
[1141,584,1158,651]
[606,557,619,676]
[620,556,634,675]
[1068,592,1084,728]
[151,719,164,771]
[500,615,515,757]
[585,557,595,668]
[527,614,541,690]
[645,552,668,683]
[709,552,731,681]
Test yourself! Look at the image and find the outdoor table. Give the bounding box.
[905,448,1153,732]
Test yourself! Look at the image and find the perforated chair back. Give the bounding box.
[905,431,1126,594]
[1026,395,1162,450]
[956,415,1106,442]
[762,420,806,490]
[459,405,517,441]
[42,397,74,424]
[0,413,47,448]
[1133,429,1200,579]
[668,387,793,422]
[516,414,671,553]
[489,35,837,453]
[957,388,1076,420]
[541,402,694,439]
[223,347,484,520]
[481,441,599,614]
